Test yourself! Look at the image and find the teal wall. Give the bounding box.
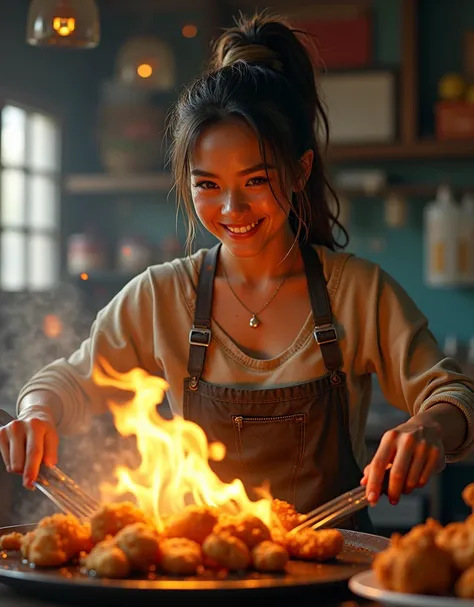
[111,0,474,344]
[337,0,474,345]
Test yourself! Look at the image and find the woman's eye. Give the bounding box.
[194,181,218,190]
[247,176,268,186]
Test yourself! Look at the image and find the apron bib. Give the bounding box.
[183,244,373,533]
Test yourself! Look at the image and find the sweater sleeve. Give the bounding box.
[350,259,474,462]
[16,268,163,435]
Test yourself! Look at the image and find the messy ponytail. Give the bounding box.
[168,11,348,252]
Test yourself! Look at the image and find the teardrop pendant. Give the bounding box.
[249,314,260,328]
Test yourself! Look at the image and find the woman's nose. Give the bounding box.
[221,190,249,217]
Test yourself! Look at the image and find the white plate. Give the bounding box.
[349,570,474,607]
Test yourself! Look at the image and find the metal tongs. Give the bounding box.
[289,468,391,535]
[0,409,100,520]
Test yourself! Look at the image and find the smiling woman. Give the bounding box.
[191,120,296,259]
[168,23,346,260]
[2,11,474,542]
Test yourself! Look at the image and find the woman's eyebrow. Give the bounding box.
[190,163,275,178]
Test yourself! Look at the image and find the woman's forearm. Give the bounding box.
[408,402,468,454]
[18,390,63,426]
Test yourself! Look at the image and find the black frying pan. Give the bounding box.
[0,524,388,606]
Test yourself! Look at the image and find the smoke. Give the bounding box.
[0,283,93,404]
[0,282,142,523]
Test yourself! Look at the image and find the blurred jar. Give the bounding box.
[68,233,106,274]
[117,236,154,272]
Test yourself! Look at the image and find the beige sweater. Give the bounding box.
[17,246,474,468]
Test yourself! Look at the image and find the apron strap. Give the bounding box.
[187,242,342,378]
[187,244,221,380]
[300,244,343,374]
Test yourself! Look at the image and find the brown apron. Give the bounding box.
[183,243,374,533]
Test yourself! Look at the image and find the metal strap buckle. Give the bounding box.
[314,323,338,345]
[189,327,211,347]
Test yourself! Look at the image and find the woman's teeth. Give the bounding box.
[227,220,260,234]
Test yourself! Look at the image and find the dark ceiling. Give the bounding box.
[97,0,371,15]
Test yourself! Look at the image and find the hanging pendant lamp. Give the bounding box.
[26,0,100,49]
[116,36,176,91]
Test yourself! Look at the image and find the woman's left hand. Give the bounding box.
[361,420,446,506]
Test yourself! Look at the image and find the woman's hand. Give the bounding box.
[361,419,445,506]
[0,406,59,488]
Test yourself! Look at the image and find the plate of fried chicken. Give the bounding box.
[350,483,474,607]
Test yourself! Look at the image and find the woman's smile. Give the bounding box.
[220,218,265,238]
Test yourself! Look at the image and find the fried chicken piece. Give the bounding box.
[83,539,130,579]
[373,517,443,580]
[396,518,443,548]
[373,541,454,595]
[0,532,23,551]
[436,522,474,570]
[20,531,36,558]
[26,514,92,567]
[270,527,289,548]
[213,513,271,548]
[202,532,251,571]
[41,514,91,555]
[466,513,474,527]
[462,484,474,510]
[115,522,160,572]
[271,499,307,531]
[28,527,69,567]
[455,565,474,599]
[162,506,218,545]
[372,546,398,591]
[159,537,203,575]
[252,540,289,572]
[286,528,344,562]
[90,502,149,543]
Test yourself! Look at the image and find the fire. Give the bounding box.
[93,359,273,530]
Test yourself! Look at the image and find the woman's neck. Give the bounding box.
[218,229,304,286]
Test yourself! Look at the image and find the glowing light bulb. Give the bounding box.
[182,24,198,39]
[137,63,153,79]
[52,16,76,36]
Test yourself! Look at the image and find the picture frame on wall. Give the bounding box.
[318,69,398,145]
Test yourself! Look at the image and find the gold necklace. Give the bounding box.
[221,264,289,328]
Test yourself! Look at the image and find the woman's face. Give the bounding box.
[190,118,300,259]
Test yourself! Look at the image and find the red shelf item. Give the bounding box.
[292,15,372,69]
[435,102,474,141]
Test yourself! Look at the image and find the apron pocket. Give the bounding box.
[232,413,306,505]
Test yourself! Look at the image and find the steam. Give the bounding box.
[0,283,141,524]
[0,284,92,404]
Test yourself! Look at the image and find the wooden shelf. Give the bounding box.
[64,140,474,196]
[65,172,172,195]
[329,139,474,162]
[336,183,474,198]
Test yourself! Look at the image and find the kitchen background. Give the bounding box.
[0,0,473,535]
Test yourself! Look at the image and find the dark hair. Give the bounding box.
[168,12,348,252]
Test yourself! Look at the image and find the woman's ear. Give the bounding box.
[295,149,314,192]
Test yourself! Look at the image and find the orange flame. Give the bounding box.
[93,359,273,530]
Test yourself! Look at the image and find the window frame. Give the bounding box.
[0,91,65,292]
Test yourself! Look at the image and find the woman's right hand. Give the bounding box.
[0,406,59,488]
